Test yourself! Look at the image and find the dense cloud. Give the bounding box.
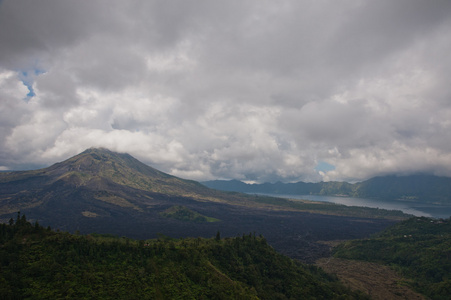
[1,0,451,182]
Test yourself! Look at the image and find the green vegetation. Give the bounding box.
[0,214,368,299]
[333,217,451,299]
[160,205,220,223]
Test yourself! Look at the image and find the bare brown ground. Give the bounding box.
[315,257,426,300]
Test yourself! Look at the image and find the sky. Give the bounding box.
[1,0,451,183]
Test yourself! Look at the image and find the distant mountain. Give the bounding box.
[354,175,451,203]
[0,148,401,262]
[203,174,451,204]
[202,179,325,195]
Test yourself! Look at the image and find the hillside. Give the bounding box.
[0,148,406,262]
[203,174,451,204]
[331,216,451,299]
[0,215,368,299]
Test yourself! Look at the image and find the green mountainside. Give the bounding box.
[332,216,451,299]
[203,174,451,204]
[0,215,368,299]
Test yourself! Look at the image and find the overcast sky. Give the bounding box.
[1,0,451,183]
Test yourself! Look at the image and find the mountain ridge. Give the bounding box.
[202,174,451,204]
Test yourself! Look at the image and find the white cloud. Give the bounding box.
[1,0,451,182]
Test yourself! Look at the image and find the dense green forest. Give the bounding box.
[333,216,451,299]
[0,214,367,299]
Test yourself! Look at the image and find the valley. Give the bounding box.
[1,148,449,299]
[0,187,399,263]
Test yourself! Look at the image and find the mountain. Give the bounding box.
[0,148,236,235]
[0,147,211,199]
[203,174,451,204]
[0,148,402,262]
[354,175,451,203]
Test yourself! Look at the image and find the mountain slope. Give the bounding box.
[0,147,210,196]
[355,175,451,203]
[332,217,451,299]
[0,148,231,233]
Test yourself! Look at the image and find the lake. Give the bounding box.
[255,193,451,219]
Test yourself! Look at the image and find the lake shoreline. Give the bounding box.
[249,193,451,219]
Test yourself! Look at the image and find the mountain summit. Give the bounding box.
[1,148,213,203]
[41,147,208,195]
[0,148,224,234]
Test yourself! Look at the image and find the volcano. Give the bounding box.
[0,148,398,262]
[0,148,242,235]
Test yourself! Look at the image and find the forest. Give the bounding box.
[333,216,451,299]
[0,213,367,299]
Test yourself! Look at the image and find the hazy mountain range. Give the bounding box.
[203,174,451,204]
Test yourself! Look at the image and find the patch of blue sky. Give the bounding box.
[314,161,335,173]
[18,68,46,100]
[19,72,35,99]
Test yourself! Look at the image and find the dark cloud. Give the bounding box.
[1,0,451,182]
